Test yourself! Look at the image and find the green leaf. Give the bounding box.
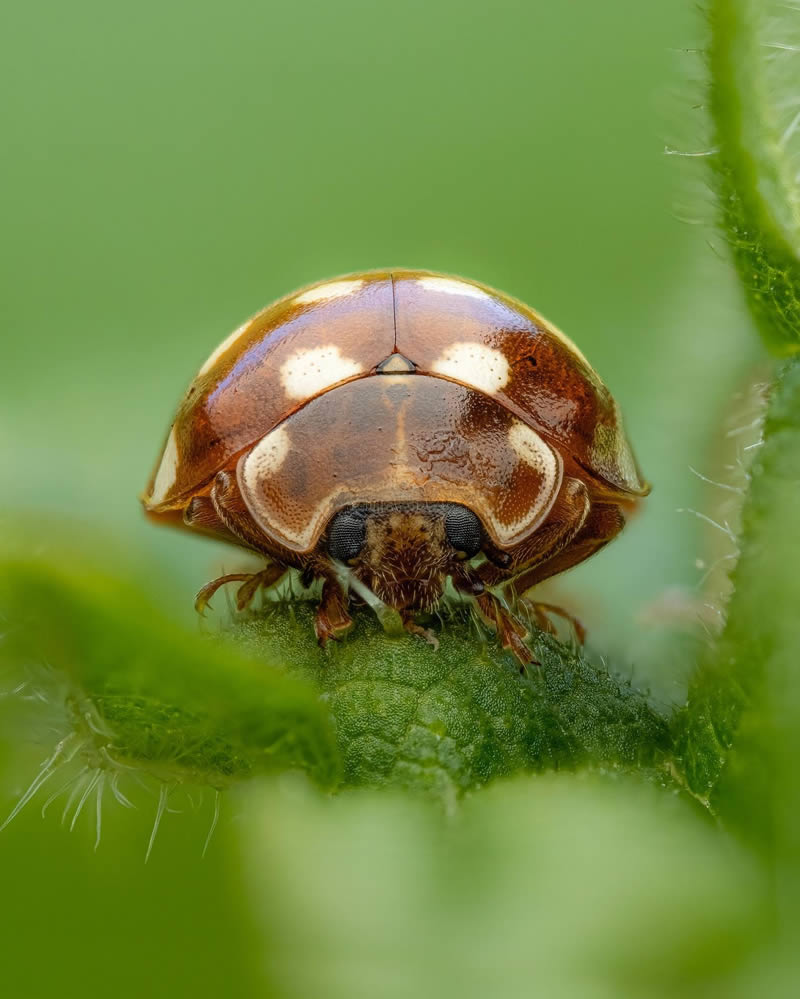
[676,0,800,829]
[0,557,341,791]
[675,357,800,833]
[233,603,671,797]
[240,774,766,999]
[707,0,800,353]
[0,549,672,807]
[667,4,800,980]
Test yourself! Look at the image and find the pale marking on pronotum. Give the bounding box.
[496,420,562,536]
[240,412,418,550]
[416,276,490,300]
[280,345,363,400]
[294,279,365,305]
[508,420,558,478]
[431,342,510,395]
[241,414,560,550]
[240,427,291,496]
[197,319,253,378]
[149,426,179,505]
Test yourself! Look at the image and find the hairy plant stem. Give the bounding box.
[708,0,800,352]
[675,1,800,841]
[675,355,800,825]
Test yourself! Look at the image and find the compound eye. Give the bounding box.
[327,508,367,563]
[444,506,483,559]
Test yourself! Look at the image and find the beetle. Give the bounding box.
[142,269,649,665]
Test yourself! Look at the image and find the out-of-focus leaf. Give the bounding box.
[0,557,341,791]
[240,774,766,999]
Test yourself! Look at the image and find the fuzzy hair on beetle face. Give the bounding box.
[338,505,455,612]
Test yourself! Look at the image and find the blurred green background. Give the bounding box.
[0,1,764,996]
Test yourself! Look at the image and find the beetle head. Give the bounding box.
[326,503,484,611]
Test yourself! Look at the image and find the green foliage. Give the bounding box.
[0,553,670,802]
[0,558,341,791]
[663,3,800,984]
[242,775,766,999]
[3,1,800,995]
[674,357,800,821]
[707,0,800,353]
[235,604,670,795]
[672,0,800,839]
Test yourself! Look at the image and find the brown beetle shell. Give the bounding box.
[236,374,564,554]
[143,269,648,555]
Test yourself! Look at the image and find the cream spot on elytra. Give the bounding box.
[295,279,364,305]
[197,319,252,378]
[280,345,363,400]
[416,276,490,299]
[149,426,179,505]
[431,342,510,395]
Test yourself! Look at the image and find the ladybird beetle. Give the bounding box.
[142,270,649,665]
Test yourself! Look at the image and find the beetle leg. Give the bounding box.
[453,565,535,665]
[195,573,253,615]
[467,476,592,650]
[474,592,537,670]
[193,468,292,615]
[480,537,513,571]
[505,502,625,643]
[401,613,440,651]
[518,599,559,637]
[234,563,287,611]
[314,575,354,646]
[194,562,286,616]
[520,600,586,644]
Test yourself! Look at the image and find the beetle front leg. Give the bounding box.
[451,560,535,667]
[466,476,591,650]
[400,612,440,651]
[314,574,354,646]
[195,573,254,615]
